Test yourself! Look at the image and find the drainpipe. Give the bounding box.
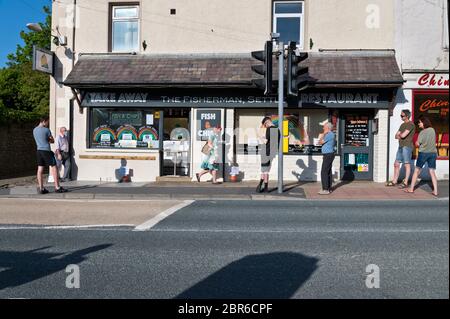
[386,109,391,182]
[72,0,76,69]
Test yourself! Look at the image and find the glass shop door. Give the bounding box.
[340,113,374,181]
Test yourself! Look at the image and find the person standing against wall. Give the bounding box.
[256,117,279,193]
[33,117,68,194]
[55,126,71,182]
[405,116,438,196]
[318,122,336,195]
[386,109,415,188]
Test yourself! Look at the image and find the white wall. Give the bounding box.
[395,0,449,71]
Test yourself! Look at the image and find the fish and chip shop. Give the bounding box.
[62,52,404,183]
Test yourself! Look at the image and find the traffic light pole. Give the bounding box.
[277,42,284,194]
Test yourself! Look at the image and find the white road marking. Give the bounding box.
[0,198,174,203]
[147,228,449,233]
[134,200,195,231]
[0,224,134,230]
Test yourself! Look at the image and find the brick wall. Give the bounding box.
[0,122,38,179]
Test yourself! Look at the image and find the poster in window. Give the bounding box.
[197,110,221,141]
[344,116,369,147]
[413,90,449,159]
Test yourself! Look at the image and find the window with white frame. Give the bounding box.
[273,1,304,48]
[111,5,139,52]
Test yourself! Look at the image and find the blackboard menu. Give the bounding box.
[345,117,369,146]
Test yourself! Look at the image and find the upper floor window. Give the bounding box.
[112,5,139,52]
[273,1,304,48]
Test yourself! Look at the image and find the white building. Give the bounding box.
[391,0,449,180]
[50,0,406,183]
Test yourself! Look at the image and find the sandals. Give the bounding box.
[404,189,414,193]
[385,181,397,187]
[397,181,408,189]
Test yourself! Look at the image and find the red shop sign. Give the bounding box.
[417,74,449,88]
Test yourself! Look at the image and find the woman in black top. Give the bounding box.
[257,117,278,193]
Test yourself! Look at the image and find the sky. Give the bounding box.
[0,0,51,67]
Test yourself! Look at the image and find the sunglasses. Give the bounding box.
[401,115,406,118]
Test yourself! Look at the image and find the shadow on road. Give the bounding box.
[0,244,112,290]
[175,252,319,299]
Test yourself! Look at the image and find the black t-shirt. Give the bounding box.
[263,126,280,157]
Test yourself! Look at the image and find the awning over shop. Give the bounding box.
[63,51,404,89]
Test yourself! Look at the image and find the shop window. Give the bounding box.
[273,1,304,48]
[412,90,449,159]
[344,114,370,147]
[89,108,160,149]
[111,5,139,52]
[235,109,335,155]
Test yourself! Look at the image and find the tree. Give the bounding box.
[0,4,51,123]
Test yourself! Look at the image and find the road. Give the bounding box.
[0,199,448,299]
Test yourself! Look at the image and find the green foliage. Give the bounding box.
[0,5,51,125]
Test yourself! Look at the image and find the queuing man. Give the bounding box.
[55,126,71,182]
[33,116,68,194]
[318,122,336,195]
[386,109,415,188]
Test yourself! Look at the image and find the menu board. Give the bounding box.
[345,117,369,146]
[111,111,143,126]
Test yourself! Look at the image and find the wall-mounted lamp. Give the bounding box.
[26,23,67,46]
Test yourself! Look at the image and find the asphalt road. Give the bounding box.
[0,200,448,299]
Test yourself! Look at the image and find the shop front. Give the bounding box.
[63,52,403,183]
[68,87,395,183]
[391,72,449,180]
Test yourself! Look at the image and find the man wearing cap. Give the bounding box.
[318,122,336,195]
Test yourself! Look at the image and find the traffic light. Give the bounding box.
[287,41,309,96]
[251,41,273,95]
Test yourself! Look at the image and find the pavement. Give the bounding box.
[0,176,448,201]
[0,198,183,227]
[0,200,447,299]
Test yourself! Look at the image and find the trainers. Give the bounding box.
[318,190,331,195]
[55,187,68,193]
[39,188,49,195]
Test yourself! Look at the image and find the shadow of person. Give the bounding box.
[332,168,355,191]
[175,252,319,299]
[286,157,318,192]
[115,158,133,183]
[0,244,112,290]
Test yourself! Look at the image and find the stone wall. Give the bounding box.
[0,122,38,179]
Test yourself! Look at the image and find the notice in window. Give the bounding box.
[146,114,154,125]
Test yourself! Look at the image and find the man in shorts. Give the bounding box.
[33,116,68,194]
[386,109,415,188]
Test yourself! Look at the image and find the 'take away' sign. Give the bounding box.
[82,91,389,108]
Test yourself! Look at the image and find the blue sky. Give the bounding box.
[0,0,51,67]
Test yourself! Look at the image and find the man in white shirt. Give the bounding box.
[55,126,71,182]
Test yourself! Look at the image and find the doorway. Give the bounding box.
[339,112,374,181]
[162,109,191,176]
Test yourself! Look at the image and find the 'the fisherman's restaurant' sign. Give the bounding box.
[81,90,391,108]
